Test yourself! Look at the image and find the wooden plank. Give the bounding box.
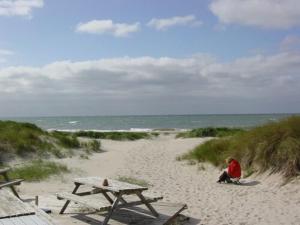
[74,177,148,193]
[0,168,10,175]
[57,192,112,212]
[0,179,23,189]
[69,201,188,225]
[0,215,53,225]
[0,189,35,219]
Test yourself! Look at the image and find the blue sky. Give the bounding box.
[0,0,300,116]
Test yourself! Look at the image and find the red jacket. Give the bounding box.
[228,159,241,178]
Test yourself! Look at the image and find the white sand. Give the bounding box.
[20,134,300,225]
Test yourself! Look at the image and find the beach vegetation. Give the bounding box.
[8,160,69,181]
[180,116,300,179]
[176,127,244,138]
[74,131,152,140]
[0,120,101,163]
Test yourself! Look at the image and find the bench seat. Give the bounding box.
[57,192,112,212]
[0,179,24,188]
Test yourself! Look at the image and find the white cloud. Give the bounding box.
[210,0,300,29]
[147,15,202,30]
[76,20,140,37]
[0,0,43,17]
[1,52,300,115]
[0,52,299,99]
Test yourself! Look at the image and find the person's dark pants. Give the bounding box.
[218,171,232,183]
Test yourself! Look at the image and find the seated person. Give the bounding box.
[217,157,241,183]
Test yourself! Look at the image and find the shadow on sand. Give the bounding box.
[240,180,260,186]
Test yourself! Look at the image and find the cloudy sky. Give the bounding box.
[1,0,300,117]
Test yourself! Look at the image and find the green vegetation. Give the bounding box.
[0,120,103,162]
[80,140,102,154]
[51,131,80,148]
[9,160,69,181]
[176,127,244,138]
[74,131,152,140]
[179,116,300,178]
[117,176,151,187]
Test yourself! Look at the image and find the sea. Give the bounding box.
[0,114,297,132]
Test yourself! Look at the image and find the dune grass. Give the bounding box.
[8,160,69,181]
[180,116,300,178]
[176,127,244,138]
[74,131,152,140]
[0,120,103,162]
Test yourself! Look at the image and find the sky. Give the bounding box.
[1,0,300,117]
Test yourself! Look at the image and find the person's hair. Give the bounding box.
[225,157,234,164]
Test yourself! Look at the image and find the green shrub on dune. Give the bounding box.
[176,127,244,138]
[0,121,81,160]
[9,160,69,181]
[181,116,300,178]
[74,131,151,140]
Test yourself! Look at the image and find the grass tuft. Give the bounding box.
[9,160,69,181]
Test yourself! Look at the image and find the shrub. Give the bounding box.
[74,131,150,140]
[9,160,69,181]
[180,116,300,179]
[176,127,244,138]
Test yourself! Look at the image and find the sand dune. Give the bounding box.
[20,134,300,225]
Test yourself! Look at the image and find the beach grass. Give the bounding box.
[180,116,300,178]
[74,131,152,140]
[117,176,151,187]
[0,120,102,162]
[176,127,244,138]
[8,160,69,181]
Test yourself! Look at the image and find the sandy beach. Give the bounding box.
[19,134,300,225]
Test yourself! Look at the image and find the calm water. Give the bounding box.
[0,114,297,131]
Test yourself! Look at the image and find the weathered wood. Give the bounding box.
[102,193,121,225]
[0,189,35,219]
[57,192,112,212]
[0,168,10,175]
[2,173,21,199]
[74,177,148,193]
[0,179,24,189]
[71,202,188,225]
[0,214,55,225]
[59,183,80,214]
[136,192,159,217]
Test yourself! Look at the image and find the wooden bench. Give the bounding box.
[57,192,112,212]
[57,192,163,211]
[0,167,23,199]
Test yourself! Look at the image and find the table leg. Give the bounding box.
[59,183,81,214]
[136,192,159,217]
[102,194,121,225]
[3,173,20,199]
[102,191,114,204]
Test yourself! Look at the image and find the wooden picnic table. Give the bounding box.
[0,168,23,199]
[57,177,163,225]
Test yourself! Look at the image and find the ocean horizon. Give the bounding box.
[1,113,298,131]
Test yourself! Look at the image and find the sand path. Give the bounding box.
[20,134,300,225]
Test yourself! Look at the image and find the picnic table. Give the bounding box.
[57,177,163,225]
[0,168,23,199]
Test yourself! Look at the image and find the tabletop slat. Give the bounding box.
[74,177,148,193]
